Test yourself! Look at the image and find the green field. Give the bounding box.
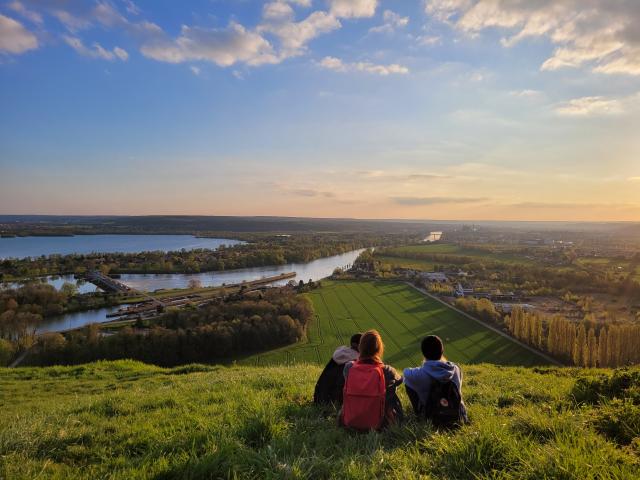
[248,281,549,369]
[375,255,436,271]
[380,243,533,265]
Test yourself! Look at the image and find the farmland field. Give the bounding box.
[375,255,436,271]
[247,280,549,369]
[378,243,534,265]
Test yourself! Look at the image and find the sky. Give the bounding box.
[1,0,640,221]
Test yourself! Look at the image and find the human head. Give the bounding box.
[359,330,384,362]
[421,335,444,361]
[350,333,362,351]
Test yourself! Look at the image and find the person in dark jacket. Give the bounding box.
[403,335,467,421]
[313,333,362,405]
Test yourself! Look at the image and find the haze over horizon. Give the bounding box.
[1,0,639,221]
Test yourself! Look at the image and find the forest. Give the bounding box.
[24,288,314,367]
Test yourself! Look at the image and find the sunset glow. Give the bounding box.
[1,0,639,220]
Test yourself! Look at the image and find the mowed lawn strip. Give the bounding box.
[247,281,550,369]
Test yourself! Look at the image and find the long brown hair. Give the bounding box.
[358,329,384,363]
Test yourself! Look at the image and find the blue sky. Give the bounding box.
[1,0,640,220]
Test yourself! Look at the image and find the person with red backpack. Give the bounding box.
[339,330,403,431]
[403,335,467,427]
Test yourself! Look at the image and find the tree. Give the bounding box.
[60,282,78,298]
[587,327,597,368]
[0,338,15,366]
[598,328,608,367]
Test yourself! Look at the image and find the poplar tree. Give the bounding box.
[598,327,608,367]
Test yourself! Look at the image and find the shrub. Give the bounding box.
[591,399,640,446]
[572,369,640,405]
[0,338,16,366]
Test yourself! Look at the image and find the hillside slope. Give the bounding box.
[0,361,638,479]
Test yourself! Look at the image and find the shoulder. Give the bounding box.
[343,360,355,376]
[382,364,401,380]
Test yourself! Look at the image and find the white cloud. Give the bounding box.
[319,56,409,75]
[7,1,43,24]
[425,0,473,23]
[391,196,488,205]
[555,96,623,117]
[259,10,340,58]
[369,10,408,34]
[416,34,441,46]
[329,0,377,19]
[8,0,380,69]
[113,46,128,61]
[319,55,344,70]
[140,22,279,67]
[263,1,295,21]
[426,0,640,76]
[63,35,128,61]
[190,65,200,75]
[122,0,141,16]
[51,9,91,32]
[509,89,541,98]
[0,14,38,54]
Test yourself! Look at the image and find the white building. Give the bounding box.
[421,272,448,282]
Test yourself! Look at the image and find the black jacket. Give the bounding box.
[314,358,346,405]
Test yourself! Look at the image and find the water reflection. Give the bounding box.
[0,234,243,259]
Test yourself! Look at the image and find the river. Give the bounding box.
[0,234,243,259]
[32,249,363,333]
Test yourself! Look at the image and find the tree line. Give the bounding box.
[25,288,314,367]
[506,307,640,367]
[376,247,640,300]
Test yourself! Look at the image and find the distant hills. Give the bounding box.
[1,215,638,234]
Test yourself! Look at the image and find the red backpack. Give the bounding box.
[341,361,386,431]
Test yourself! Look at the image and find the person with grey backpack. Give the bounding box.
[403,335,467,427]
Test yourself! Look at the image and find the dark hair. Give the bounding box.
[359,330,384,363]
[421,335,444,361]
[350,333,362,350]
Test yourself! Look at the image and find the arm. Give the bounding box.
[403,366,423,391]
[343,361,354,380]
[454,365,463,392]
[383,365,402,387]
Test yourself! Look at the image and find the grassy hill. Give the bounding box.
[1,361,638,479]
[248,281,549,368]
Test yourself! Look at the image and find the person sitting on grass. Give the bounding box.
[314,333,362,405]
[340,330,403,431]
[403,335,467,427]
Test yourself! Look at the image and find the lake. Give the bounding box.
[0,234,243,259]
[33,249,363,333]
